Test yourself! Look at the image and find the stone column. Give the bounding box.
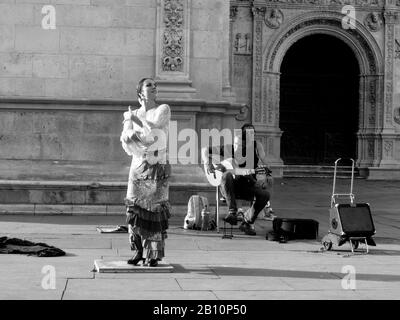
[259,71,283,167]
[251,5,283,172]
[155,0,196,98]
[357,74,383,170]
[380,6,399,166]
[251,5,265,126]
[222,5,238,100]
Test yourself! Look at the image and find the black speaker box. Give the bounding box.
[329,203,375,237]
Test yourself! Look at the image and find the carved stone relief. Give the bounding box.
[369,78,376,126]
[234,33,252,54]
[230,6,238,20]
[265,9,284,29]
[252,6,265,123]
[385,82,394,125]
[368,140,374,158]
[268,137,274,156]
[395,39,400,59]
[364,12,383,32]
[162,0,184,72]
[383,11,397,126]
[235,105,250,121]
[394,107,400,125]
[384,140,394,158]
[263,0,384,5]
[378,140,382,160]
[268,18,377,74]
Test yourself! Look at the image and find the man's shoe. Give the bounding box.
[223,212,238,225]
[236,208,244,222]
[263,205,276,221]
[239,221,256,236]
[263,212,277,221]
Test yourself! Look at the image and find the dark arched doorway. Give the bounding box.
[279,34,360,165]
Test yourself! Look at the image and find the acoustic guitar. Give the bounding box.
[204,156,271,187]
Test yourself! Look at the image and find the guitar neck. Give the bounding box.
[226,168,255,176]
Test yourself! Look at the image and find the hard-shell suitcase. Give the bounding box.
[272,218,319,240]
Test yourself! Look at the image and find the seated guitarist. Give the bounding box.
[202,124,273,235]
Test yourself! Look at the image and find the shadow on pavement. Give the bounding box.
[204,266,400,282]
[302,248,400,256]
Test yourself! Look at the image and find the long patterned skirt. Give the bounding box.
[125,160,171,261]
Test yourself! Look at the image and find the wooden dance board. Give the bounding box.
[94,259,174,273]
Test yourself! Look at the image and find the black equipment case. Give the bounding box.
[272,218,319,240]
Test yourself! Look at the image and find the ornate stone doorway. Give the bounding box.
[254,11,387,177]
[279,34,360,165]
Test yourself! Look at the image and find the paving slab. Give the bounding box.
[31,237,112,249]
[213,290,364,300]
[196,238,286,251]
[0,254,96,280]
[177,276,294,291]
[94,259,174,273]
[64,288,217,300]
[356,289,400,300]
[62,278,183,300]
[95,263,219,279]
[0,280,67,300]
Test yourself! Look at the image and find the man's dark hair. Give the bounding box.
[241,123,255,136]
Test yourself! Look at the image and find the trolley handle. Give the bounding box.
[331,158,355,207]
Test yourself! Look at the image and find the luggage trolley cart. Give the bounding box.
[321,158,376,254]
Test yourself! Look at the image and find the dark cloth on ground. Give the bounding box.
[0,237,66,257]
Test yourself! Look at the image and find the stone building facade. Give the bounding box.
[1,0,400,193]
[230,0,400,179]
[0,0,243,187]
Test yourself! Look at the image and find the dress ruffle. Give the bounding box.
[125,201,171,240]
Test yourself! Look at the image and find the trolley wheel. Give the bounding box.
[352,240,359,250]
[323,241,333,251]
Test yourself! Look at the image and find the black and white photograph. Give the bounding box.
[0,0,399,308]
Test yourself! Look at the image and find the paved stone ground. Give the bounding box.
[0,178,399,300]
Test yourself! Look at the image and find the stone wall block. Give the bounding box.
[0,25,15,52]
[0,190,30,203]
[38,134,64,159]
[44,78,72,97]
[82,112,121,135]
[0,78,16,96]
[124,6,156,28]
[0,53,32,77]
[15,78,46,96]
[15,26,60,53]
[0,4,34,25]
[125,0,157,7]
[32,54,69,78]
[192,31,221,59]
[60,28,124,55]
[75,135,114,161]
[191,9,223,31]
[69,55,123,81]
[190,58,220,100]
[0,134,41,159]
[124,28,155,56]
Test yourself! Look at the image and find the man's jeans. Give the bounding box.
[220,172,270,224]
